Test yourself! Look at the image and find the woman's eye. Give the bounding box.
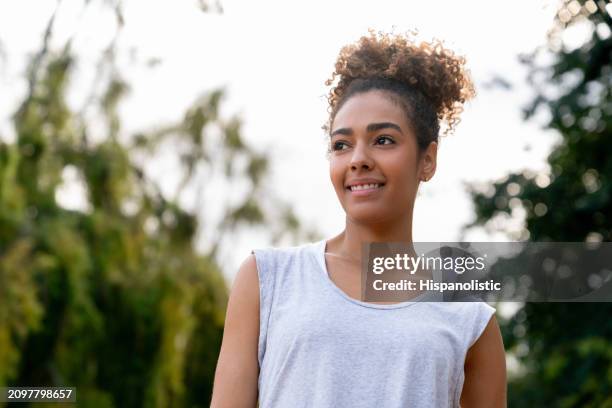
[332,141,348,151]
[375,135,395,145]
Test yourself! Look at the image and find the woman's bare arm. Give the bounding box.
[460,315,507,408]
[210,254,260,408]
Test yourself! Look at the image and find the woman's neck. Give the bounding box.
[327,213,415,262]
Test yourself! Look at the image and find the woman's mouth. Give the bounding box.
[347,183,385,196]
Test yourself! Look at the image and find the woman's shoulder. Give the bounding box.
[250,240,321,255]
[427,301,496,321]
[427,301,497,348]
[249,240,322,269]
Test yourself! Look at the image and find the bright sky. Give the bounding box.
[0,0,563,282]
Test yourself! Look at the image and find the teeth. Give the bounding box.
[350,183,381,191]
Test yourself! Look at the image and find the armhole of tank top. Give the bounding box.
[250,248,275,369]
[454,302,497,407]
[468,302,496,349]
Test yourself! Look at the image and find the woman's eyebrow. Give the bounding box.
[330,122,402,137]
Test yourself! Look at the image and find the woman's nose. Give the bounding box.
[349,144,374,170]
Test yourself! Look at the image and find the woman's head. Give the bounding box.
[325,30,475,225]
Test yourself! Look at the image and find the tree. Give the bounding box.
[0,1,313,406]
[465,1,612,406]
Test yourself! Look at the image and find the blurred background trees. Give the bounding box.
[2,0,611,406]
[0,1,312,407]
[466,0,612,406]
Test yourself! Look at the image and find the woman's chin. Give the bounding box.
[346,207,394,225]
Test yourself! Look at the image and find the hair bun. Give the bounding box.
[325,28,476,135]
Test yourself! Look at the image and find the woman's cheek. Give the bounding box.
[330,169,346,202]
[330,158,346,186]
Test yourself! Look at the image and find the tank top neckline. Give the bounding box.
[313,239,434,310]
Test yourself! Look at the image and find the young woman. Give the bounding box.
[211,30,507,408]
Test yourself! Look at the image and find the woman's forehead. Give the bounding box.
[332,91,410,133]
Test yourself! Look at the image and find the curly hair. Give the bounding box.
[323,29,476,152]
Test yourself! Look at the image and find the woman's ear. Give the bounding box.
[419,142,437,181]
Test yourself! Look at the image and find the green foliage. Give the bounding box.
[0,49,227,407]
[465,1,612,406]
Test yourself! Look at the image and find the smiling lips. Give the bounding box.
[346,181,385,196]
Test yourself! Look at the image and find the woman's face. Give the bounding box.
[329,90,437,225]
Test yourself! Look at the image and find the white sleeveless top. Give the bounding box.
[251,240,495,408]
